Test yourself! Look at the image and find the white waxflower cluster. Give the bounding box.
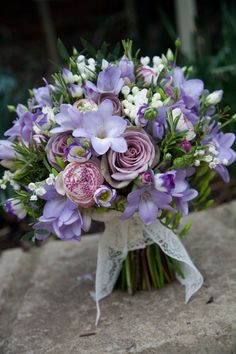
[0,171,20,191]
[28,182,47,201]
[194,144,228,169]
[121,85,163,121]
[77,56,96,81]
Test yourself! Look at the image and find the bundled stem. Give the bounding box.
[115,243,183,293]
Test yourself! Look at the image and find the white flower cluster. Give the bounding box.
[77,56,96,81]
[121,86,163,122]
[0,171,20,190]
[194,144,228,169]
[28,182,47,201]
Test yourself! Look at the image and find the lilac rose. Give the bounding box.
[46,132,72,169]
[101,127,159,188]
[98,93,122,115]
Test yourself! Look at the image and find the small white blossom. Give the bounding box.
[140,56,150,66]
[222,158,229,166]
[121,86,130,96]
[28,183,36,191]
[101,59,109,70]
[131,86,139,95]
[194,160,200,166]
[153,56,162,66]
[205,90,223,106]
[30,195,38,201]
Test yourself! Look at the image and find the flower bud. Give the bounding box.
[166,48,174,61]
[205,90,223,106]
[144,107,158,120]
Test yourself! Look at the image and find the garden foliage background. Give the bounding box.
[0,0,235,248]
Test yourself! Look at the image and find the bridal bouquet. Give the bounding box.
[1,39,235,322]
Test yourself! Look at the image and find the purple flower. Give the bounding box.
[4,199,27,219]
[137,66,156,86]
[51,104,84,134]
[137,104,149,127]
[33,111,51,130]
[5,104,34,143]
[102,127,158,187]
[93,185,116,207]
[211,132,236,182]
[0,140,15,160]
[32,85,52,108]
[97,66,124,94]
[119,58,135,82]
[121,186,172,225]
[73,100,127,155]
[181,140,192,152]
[140,170,154,185]
[154,170,198,216]
[68,84,83,98]
[34,196,83,241]
[98,93,122,115]
[46,132,72,169]
[173,67,204,110]
[66,140,91,163]
[83,81,99,102]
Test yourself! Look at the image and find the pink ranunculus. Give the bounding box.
[101,127,159,188]
[56,160,104,207]
[98,94,122,115]
[46,132,72,169]
[137,66,156,86]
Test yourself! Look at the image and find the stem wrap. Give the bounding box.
[92,211,203,325]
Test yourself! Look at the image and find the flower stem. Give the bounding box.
[125,254,133,295]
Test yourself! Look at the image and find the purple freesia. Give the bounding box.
[34,187,84,241]
[0,140,15,160]
[97,66,124,94]
[154,170,198,216]
[173,67,204,109]
[73,100,127,155]
[211,132,236,182]
[119,58,135,82]
[5,104,34,143]
[121,186,172,225]
[51,104,84,134]
[32,85,52,108]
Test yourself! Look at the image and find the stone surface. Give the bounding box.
[0,201,236,354]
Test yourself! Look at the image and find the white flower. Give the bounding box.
[140,56,150,65]
[121,85,130,96]
[205,90,223,106]
[30,195,38,201]
[172,108,196,141]
[28,183,36,191]
[101,59,109,70]
[153,56,162,66]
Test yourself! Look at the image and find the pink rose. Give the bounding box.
[137,66,156,86]
[56,160,104,207]
[46,132,72,169]
[101,127,159,188]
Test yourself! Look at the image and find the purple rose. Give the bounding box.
[137,66,156,86]
[98,94,122,115]
[101,127,159,188]
[46,132,71,169]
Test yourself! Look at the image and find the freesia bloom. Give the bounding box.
[32,85,52,108]
[51,104,84,134]
[102,127,158,187]
[73,100,127,155]
[94,185,116,207]
[154,170,198,216]
[97,66,124,94]
[5,198,27,219]
[211,132,236,182]
[46,132,72,169]
[121,186,172,225]
[119,57,135,82]
[55,160,104,207]
[0,140,15,160]
[34,195,83,241]
[5,104,34,143]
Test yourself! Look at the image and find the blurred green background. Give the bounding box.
[0,0,236,248]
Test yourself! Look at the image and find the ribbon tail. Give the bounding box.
[94,218,129,325]
[144,220,204,303]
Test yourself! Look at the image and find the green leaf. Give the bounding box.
[179,221,192,237]
[80,38,96,56]
[172,154,194,169]
[57,38,70,61]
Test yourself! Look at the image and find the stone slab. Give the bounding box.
[0,202,236,354]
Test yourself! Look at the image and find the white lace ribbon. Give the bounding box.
[92,211,203,325]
